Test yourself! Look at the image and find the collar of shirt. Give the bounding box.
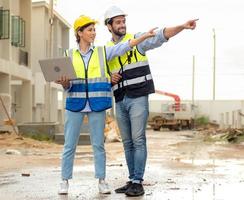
[75,44,95,69]
[76,44,95,56]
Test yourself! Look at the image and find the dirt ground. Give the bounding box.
[1,130,244,200]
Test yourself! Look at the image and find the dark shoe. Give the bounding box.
[125,183,144,197]
[115,181,132,193]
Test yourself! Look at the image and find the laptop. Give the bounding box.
[39,57,77,82]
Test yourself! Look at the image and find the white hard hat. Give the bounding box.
[104,6,127,25]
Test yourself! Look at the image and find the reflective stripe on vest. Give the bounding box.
[71,77,109,84]
[67,91,112,98]
[112,74,152,91]
[97,47,105,77]
[111,60,149,73]
[67,92,86,98]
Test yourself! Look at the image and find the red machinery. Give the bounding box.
[155,90,181,111]
[149,90,193,130]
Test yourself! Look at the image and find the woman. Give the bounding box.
[56,15,156,195]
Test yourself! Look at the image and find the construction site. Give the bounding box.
[1,0,244,199]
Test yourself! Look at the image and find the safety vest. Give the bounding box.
[107,33,155,102]
[65,46,112,112]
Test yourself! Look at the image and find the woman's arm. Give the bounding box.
[129,27,157,47]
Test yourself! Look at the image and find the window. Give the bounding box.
[0,9,10,39]
[19,18,25,47]
[11,16,25,47]
[11,16,20,46]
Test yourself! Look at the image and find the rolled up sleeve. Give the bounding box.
[105,41,132,61]
[136,28,168,54]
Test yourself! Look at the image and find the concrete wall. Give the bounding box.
[0,0,8,7]
[0,73,10,93]
[31,6,46,72]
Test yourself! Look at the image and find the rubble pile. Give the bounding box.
[104,117,121,143]
[200,128,244,143]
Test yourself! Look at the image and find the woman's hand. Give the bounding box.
[55,75,70,89]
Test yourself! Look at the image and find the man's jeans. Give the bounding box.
[116,95,149,182]
[61,110,106,180]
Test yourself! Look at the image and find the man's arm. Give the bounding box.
[163,19,198,39]
[137,19,198,53]
[106,27,157,61]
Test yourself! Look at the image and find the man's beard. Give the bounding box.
[113,27,126,37]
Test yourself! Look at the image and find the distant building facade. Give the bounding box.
[0,0,32,125]
[0,0,70,130]
[31,0,70,125]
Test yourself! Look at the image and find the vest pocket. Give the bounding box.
[89,97,112,111]
[65,98,86,112]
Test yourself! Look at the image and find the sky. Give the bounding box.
[53,0,244,100]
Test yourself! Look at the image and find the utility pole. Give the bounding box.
[47,0,54,121]
[192,55,195,105]
[212,28,216,100]
[192,55,196,129]
[49,0,54,58]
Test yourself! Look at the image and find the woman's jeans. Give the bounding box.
[61,110,106,180]
[116,95,149,182]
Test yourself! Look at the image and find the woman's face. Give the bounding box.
[78,24,96,44]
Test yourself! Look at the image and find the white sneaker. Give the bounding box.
[98,180,111,194]
[58,180,69,195]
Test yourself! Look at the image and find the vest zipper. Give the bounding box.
[85,67,88,99]
[79,53,91,106]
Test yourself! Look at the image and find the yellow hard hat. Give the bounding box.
[73,15,98,32]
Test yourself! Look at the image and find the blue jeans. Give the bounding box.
[116,95,149,182]
[61,110,106,180]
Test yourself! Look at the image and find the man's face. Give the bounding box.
[110,15,126,37]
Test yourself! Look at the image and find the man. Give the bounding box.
[104,5,198,197]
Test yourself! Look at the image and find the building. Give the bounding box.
[31,0,71,125]
[0,0,70,132]
[0,0,32,126]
